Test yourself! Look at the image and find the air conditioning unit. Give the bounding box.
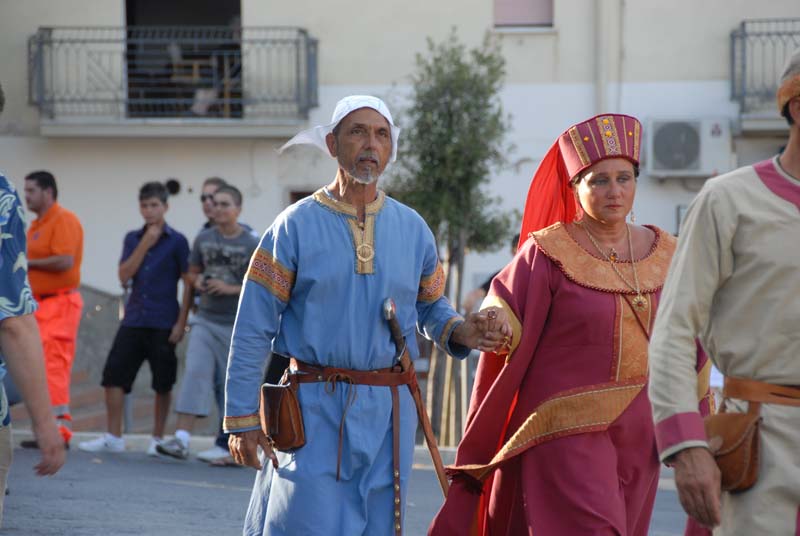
[645,119,733,178]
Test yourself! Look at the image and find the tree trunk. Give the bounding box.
[437,237,458,445]
[454,228,469,443]
[429,233,454,443]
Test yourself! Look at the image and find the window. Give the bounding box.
[125,0,243,118]
[494,0,553,27]
[289,190,315,205]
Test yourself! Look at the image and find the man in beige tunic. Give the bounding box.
[648,49,800,534]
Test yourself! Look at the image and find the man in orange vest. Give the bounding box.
[23,171,84,447]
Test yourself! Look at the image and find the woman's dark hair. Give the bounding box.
[782,102,795,126]
[139,181,169,204]
[25,170,58,200]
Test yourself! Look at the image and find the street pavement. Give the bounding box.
[5,431,688,535]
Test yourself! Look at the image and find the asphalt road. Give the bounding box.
[4,432,688,536]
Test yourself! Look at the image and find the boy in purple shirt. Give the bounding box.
[79,182,190,455]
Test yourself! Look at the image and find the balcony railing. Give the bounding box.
[731,18,800,114]
[28,26,318,125]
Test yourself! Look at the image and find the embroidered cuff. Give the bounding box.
[440,316,470,359]
[223,413,261,433]
[655,412,708,462]
[479,294,521,361]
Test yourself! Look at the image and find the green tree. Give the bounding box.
[388,30,516,444]
[390,30,515,309]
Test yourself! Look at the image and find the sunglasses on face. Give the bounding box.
[200,194,215,202]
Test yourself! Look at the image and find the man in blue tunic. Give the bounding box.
[224,95,508,535]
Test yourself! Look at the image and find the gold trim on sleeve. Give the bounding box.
[480,294,522,360]
[418,261,445,303]
[438,315,463,350]
[223,414,261,432]
[247,248,296,302]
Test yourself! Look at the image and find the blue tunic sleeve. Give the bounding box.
[224,213,296,432]
[415,225,469,359]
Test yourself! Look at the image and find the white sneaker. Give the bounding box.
[156,437,189,460]
[196,445,232,463]
[78,434,125,453]
[147,438,163,457]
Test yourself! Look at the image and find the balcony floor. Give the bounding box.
[39,116,306,138]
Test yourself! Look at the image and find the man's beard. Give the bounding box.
[347,152,382,184]
[348,167,379,185]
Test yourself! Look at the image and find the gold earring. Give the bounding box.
[630,209,636,223]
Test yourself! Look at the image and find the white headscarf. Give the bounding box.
[279,95,401,162]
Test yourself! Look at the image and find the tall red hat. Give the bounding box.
[518,113,642,248]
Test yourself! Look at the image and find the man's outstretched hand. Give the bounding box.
[451,306,511,352]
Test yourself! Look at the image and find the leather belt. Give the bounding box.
[288,357,413,535]
[724,376,800,407]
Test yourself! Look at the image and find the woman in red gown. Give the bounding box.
[429,114,713,536]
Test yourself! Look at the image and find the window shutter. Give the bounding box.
[494,0,553,27]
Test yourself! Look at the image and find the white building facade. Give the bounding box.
[0,0,797,295]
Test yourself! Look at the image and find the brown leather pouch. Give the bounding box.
[703,401,760,493]
[259,377,306,451]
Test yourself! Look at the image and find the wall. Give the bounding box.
[1,0,798,297]
[0,1,125,136]
[0,136,303,293]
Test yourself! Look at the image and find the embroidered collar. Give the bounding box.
[312,187,385,275]
[313,188,386,218]
[531,222,676,294]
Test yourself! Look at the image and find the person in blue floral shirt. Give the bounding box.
[0,165,65,523]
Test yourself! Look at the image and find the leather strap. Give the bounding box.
[287,355,449,532]
[391,385,402,535]
[401,360,450,497]
[724,376,800,407]
[288,357,413,532]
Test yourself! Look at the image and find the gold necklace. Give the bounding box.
[580,222,648,311]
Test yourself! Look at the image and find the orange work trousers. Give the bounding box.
[34,291,83,443]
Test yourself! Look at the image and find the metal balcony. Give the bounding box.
[731,18,800,131]
[28,26,318,137]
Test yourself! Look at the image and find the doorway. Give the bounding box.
[125,0,243,118]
